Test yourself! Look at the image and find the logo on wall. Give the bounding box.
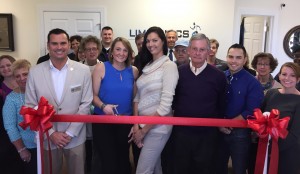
[190,22,201,35]
[128,22,202,39]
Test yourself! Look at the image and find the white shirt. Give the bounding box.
[189,61,207,76]
[50,60,68,102]
[49,59,75,137]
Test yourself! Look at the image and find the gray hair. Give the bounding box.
[189,33,210,50]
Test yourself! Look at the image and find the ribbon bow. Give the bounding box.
[248,108,290,140]
[247,108,290,174]
[19,96,55,132]
[19,96,55,174]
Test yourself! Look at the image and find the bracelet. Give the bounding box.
[18,147,26,153]
[100,103,106,110]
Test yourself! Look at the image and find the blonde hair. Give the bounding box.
[12,59,31,75]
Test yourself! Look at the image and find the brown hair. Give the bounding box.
[279,62,300,79]
[80,35,102,51]
[210,38,219,49]
[0,55,16,63]
[251,52,278,73]
[108,37,133,67]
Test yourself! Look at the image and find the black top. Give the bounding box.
[98,46,110,62]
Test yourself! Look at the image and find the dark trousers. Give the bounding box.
[278,144,300,174]
[24,148,38,174]
[92,123,132,174]
[172,128,220,174]
[85,139,93,173]
[0,132,23,174]
[161,130,175,174]
[216,128,251,174]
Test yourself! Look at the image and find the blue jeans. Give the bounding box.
[216,128,251,174]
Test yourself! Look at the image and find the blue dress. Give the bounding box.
[92,61,134,174]
[94,61,134,115]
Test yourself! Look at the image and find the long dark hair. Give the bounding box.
[139,26,168,75]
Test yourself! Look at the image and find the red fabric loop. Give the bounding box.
[247,108,290,174]
[19,96,55,132]
[19,96,55,174]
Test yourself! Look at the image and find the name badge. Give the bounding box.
[70,85,81,93]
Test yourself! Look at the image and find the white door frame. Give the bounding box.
[232,7,279,56]
[37,4,106,56]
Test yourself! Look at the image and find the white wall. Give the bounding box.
[0,0,299,73]
[235,0,300,74]
[0,0,234,64]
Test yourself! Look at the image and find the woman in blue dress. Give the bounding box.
[91,37,138,174]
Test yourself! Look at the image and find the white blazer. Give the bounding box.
[25,59,93,150]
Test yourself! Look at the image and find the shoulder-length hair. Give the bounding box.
[108,37,133,67]
[279,62,300,79]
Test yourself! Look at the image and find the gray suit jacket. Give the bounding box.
[25,59,92,149]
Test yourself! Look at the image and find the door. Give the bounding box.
[243,16,267,65]
[41,11,101,55]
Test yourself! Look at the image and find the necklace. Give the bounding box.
[17,87,25,105]
[112,64,125,82]
[19,93,24,105]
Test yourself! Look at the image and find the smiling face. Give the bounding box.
[14,67,29,90]
[174,45,189,65]
[146,32,164,59]
[0,58,14,77]
[47,33,70,61]
[256,57,271,77]
[226,48,247,74]
[279,66,299,89]
[209,42,218,57]
[166,31,178,49]
[111,41,129,64]
[71,39,80,53]
[101,29,113,46]
[84,41,99,62]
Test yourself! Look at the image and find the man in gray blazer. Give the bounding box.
[25,28,92,174]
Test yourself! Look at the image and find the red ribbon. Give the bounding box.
[19,96,290,174]
[247,108,290,174]
[19,96,56,174]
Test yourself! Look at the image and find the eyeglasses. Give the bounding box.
[85,47,98,52]
[175,49,187,54]
[257,63,270,67]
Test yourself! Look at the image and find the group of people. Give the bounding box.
[0,25,300,174]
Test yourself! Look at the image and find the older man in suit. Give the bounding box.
[25,28,92,174]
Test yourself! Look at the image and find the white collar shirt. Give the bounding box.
[49,59,69,102]
[189,61,207,76]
